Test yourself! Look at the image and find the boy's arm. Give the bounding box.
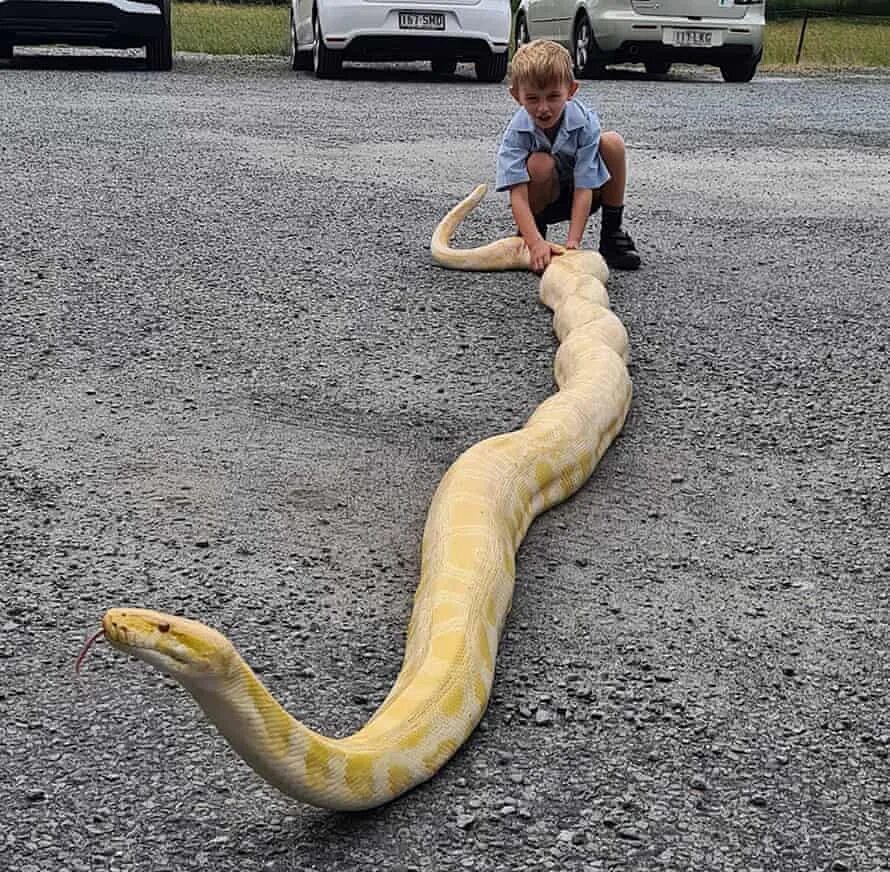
[510,184,557,274]
[564,110,610,250]
[566,188,594,248]
[497,123,561,272]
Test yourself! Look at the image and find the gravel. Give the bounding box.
[1,51,889,872]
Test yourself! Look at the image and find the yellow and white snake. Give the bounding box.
[78,184,632,811]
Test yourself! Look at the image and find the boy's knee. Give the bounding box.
[527,151,556,181]
[600,131,626,155]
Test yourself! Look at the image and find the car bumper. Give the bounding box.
[318,2,510,59]
[592,9,764,57]
[0,0,164,48]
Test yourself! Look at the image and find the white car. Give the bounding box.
[514,0,765,83]
[288,0,511,81]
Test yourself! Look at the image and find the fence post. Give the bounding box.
[795,13,809,64]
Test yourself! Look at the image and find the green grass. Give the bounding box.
[173,2,288,56]
[764,17,890,67]
[172,2,890,69]
[769,0,889,17]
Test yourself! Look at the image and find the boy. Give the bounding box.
[496,39,641,274]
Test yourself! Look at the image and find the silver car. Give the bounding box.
[515,0,765,82]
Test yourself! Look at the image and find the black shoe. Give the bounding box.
[600,228,641,270]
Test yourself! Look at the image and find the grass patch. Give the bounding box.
[174,2,288,56]
[764,17,890,67]
[770,0,889,17]
[172,2,890,69]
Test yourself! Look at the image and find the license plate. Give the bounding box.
[399,12,446,30]
[665,28,723,47]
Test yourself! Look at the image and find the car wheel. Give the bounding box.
[431,57,457,77]
[720,54,760,83]
[289,8,312,71]
[313,15,342,79]
[145,0,172,71]
[514,14,530,51]
[644,59,671,77]
[475,51,508,83]
[572,15,604,79]
[0,42,13,61]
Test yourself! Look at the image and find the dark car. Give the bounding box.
[0,0,172,70]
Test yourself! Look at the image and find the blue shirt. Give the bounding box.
[495,98,610,193]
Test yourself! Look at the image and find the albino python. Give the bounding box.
[78,183,632,811]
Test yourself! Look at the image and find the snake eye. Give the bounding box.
[157,622,171,633]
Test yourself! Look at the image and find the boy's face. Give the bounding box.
[510,79,579,133]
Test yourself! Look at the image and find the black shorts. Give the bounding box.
[535,177,602,226]
[533,151,601,225]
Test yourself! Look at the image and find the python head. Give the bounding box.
[79,608,236,688]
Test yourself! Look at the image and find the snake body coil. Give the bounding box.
[94,185,632,810]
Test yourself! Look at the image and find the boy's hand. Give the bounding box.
[529,238,551,273]
[509,186,565,272]
[528,238,562,274]
[565,238,581,250]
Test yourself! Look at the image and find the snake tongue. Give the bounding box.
[75,627,106,674]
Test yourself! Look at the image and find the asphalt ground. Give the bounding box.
[1,52,889,872]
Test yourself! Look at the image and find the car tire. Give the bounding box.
[0,42,13,61]
[289,8,312,71]
[431,57,457,77]
[720,54,760,83]
[475,51,507,83]
[644,60,672,77]
[313,15,342,79]
[572,15,605,79]
[145,0,172,71]
[514,14,530,51]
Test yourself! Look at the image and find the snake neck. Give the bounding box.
[187,606,499,811]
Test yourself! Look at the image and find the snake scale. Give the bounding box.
[80,184,632,811]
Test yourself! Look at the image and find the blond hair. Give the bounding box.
[510,40,574,90]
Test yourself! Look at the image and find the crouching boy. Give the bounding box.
[496,39,641,274]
